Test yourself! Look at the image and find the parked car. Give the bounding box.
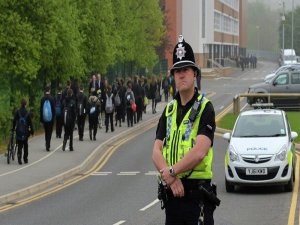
[248,70,300,109]
[264,63,300,82]
[223,107,298,192]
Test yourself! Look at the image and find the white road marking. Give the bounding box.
[145,171,159,176]
[113,220,126,225]
[219,105,224,110]
[117,171,140,175]
[139,199,160,211]
[0,145,62,177]
[91,172,112,176]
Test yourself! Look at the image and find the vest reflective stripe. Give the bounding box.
[162,95,213,179]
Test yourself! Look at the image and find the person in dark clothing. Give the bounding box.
[76,85,88,141]
[40,86,55,151]
[88,89,101,140]
[12,98,34,164]
[114,79,126,127]
[149,76,157,114]
[104,85,115,133]
[132,76,144,123]
[62,88,76,151]
[142,77,149,113]
[125,81,135,127]
[55,87,63,138]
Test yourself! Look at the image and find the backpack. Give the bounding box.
[55,95,62,116]
[16,111,28,141]
[114,92,121,107]
[89,101,96,114]
[126,91,133,106]
[105,94,114,113]
[43,99,52,122]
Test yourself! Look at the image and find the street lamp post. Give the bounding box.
[292,0,294,49]
[256,25,260,54]
[282,0,285,50]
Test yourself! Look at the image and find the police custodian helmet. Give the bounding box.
[170,35,200,76]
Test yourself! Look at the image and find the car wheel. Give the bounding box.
[284,168,294,192]
[254,97,267,104]
[225,178,235,193]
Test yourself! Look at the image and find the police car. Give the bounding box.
[223,105,298,192]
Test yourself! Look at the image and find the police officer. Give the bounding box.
[152,36,218,225]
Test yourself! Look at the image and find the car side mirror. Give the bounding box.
[291,131,298,141]
[273,81,278,86]
[223,132,231,142]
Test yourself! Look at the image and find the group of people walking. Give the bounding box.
[11,72,172,164]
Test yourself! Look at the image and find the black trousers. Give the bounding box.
[56,115,63,138]
[77,114,86,138]
[17,139,28,161]
[43,122,53,150]
[88,114,98,138]
[64,122,75,149]
[164,181,216,225]
[105,112,114,131]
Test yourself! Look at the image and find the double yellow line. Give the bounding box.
[0,123,157,212]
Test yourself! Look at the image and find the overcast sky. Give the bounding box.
[248,0,300,11]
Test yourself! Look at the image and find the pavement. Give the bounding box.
[0,102,166,207]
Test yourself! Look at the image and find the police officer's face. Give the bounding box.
[174,67,195,92]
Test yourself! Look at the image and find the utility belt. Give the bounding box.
[158,178,220,210]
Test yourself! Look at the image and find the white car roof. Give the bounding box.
[240,109,283,116]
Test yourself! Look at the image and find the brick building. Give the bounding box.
[163,0,246,70]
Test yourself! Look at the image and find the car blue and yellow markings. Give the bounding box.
[225,152,229,166]
[288,150,293,165]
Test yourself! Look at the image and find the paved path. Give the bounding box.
[0,102,166,206]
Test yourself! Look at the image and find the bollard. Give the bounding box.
[233,95,240,115]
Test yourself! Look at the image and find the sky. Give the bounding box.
[248,0,300,11]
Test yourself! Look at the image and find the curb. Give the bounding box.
[0,114,161,206]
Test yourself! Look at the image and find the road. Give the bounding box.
[1,61,298,225]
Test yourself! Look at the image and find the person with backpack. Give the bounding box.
[125,81,135,127]
[62,88,76,151]
[13,98,34,165]
[114,79,125,127]
[104,85,115,133]
[55,87,63,138]
[76,85,88,141]
[40,86,55,151]
[88,89,101,141]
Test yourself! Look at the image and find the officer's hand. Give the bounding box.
[170,178,185,198]
[160,167,176,186]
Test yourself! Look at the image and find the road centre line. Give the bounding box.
[139,199,160,211]
[117,171,140,175]
[113,220,126,225]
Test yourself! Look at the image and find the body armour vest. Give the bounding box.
[162,94,213,179]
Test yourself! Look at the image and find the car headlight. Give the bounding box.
[275,145,287,161]
[228,145,239,162]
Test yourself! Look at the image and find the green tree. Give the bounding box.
[76,0,116,75]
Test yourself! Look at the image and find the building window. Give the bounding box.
[214,12,221,31]
[220,0,239,11]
